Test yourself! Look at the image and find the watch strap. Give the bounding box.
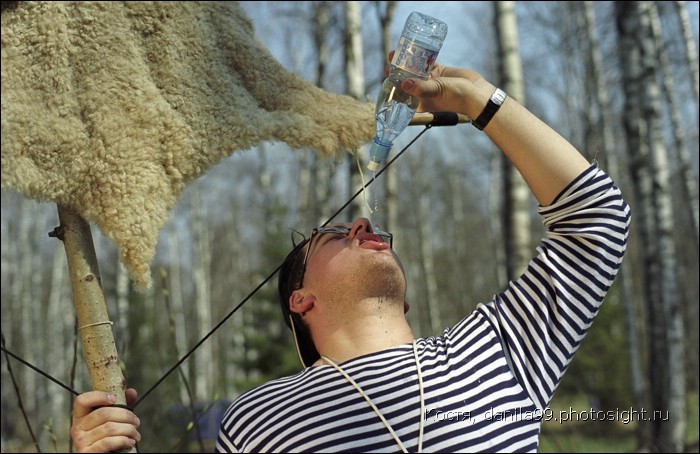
[472,88,507,130]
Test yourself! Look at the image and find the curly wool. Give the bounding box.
[1,1,374,289]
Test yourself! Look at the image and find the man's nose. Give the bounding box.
[348,218,372,239]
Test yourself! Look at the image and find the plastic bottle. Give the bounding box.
[367,12,448,171]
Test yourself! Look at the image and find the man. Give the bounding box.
[70,63,630,453]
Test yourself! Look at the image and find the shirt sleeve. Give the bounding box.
[478,163,631,410]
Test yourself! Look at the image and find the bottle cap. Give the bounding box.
[367,138,391,171]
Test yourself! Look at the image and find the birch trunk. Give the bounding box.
[489,152,508,287]
[115,262,129,359]
[379,1,398,232]
[303,1,330,226]
[46,238,69,437]
[31,206,46,415]
[190,185,213,401]
[649,2,699,248]
[617,4,658,450]
[495,1,531,281]
[640,3,686,449]
[418,191,442,334]
[583,1,647,447]
[674,1,699,105]
[617,2,686,451]
[18,198,37,417]
[344,1,372,221]
[166,221,191,403]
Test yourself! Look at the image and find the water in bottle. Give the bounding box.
[367,12,448,171]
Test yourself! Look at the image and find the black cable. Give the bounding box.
[0,342,79,397]
[1,333,45,452]
[134,125,434,407]
[319,125,432,227]
[4,119,452,416]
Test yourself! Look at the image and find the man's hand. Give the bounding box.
[70,388,140,453]
[385,50,492,119]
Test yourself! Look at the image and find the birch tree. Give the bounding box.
[190,184,213,400]
[46,240,70,436]
[581,1,648,447]
[674,0,699,106]
[165,221,192,403]
[673,24,700,376]
[311,2,338,225]
[376,1,398,232]
[17,198,39,417]
[417,185,442,335]
[650,2,699,247]
[402,157,439,337]
[616,2,686,451]
[650,1,699,406]
[344,1,373,222]
[495,1,531,281]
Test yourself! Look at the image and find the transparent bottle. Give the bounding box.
[367,12,448,171]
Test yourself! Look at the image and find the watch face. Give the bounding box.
[492,89,507,105]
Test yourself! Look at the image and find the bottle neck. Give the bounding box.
[368,138,392,171]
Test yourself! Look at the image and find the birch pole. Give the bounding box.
[51,204,135,452]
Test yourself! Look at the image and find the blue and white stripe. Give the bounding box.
[216,164,630,453]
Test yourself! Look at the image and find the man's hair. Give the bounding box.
[278,237,320,367]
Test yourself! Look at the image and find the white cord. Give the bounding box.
[289,314,307,368]
[322,340,424,453]
[413,340,425,453]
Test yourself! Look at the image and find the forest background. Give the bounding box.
[1,1,698,453]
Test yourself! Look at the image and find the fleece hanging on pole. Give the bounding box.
[1,1,374,289]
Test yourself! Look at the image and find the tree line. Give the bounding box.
[1,1,698,452]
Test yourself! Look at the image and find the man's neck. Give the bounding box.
[310,300,414,366]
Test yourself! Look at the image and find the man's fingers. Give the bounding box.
[71,407,141,452]
[71,390,141,452]
[125,388,138,406]
[84,436,138,454]
[72,428,139,453]
[73,391,116,419]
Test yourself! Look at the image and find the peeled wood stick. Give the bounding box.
[53,204,136,453]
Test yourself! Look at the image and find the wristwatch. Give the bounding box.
[472,88,507,130]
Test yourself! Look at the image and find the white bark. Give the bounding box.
[166,221,191,403]
[46,235,69,432]
[649,2,699,246]
[617,2,686,450]
[583,0,647,444]
[376,2,398,231]
[418,192,442,334]
[674,1,699,105]
[18,198,38,415]
[640,3,686,449]
[190,185,213,400]
[495,1,531,280]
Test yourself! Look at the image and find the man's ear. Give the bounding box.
[289,290,315,315]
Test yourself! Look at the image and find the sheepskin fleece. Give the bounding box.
[1,1,374,289]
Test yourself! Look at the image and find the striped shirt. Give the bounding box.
[216,164,631,453]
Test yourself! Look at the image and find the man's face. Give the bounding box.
[301,218,406,301]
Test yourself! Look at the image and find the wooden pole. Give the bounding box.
[52,204,136,453]
[409,112,470,126]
